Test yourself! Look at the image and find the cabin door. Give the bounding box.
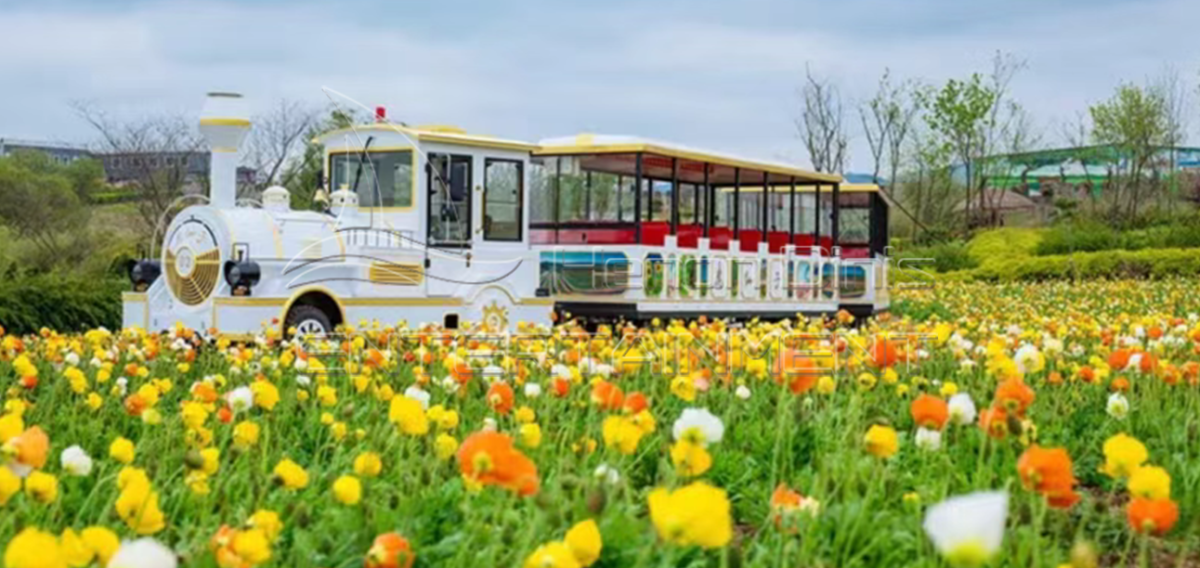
[425,153,473,297]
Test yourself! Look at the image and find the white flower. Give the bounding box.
[593,364,614,378]
[1126,353,1143,372]
[226,386,254,413]
[293,358,308,372]
[524,383,542,398]
[61,445,93,476]
[482,365,505,383]
[948,393,977,426]
[1013,344,1043,375]
[958,359,977,371]
[550,364,572,380]
[1106,392,1129,420]
[735,385,752,400]
[64,352,80,366]
[115,377,129,396]
[482,417,498,432]
[798,496,821,517]
[294,374,312,387]
[672,408,724,446]
[923,491,1008,568]
[915,428,942,451]
[403,386,431,409]
[593,463,621,485]
[106,538,178,568]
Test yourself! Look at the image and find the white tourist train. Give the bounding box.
[122,93,890,337]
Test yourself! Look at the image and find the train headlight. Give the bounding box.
[129,260,161,292]
[223,260,261,296]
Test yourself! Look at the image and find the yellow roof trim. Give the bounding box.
[727,183,880,193]
[533,142,842,184]
[200,118,251,127]
[316,123,538,151]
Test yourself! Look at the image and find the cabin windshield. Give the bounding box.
[329,150,415,208]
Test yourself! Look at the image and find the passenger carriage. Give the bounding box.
[122,93,889,337]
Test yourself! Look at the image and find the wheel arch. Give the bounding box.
[280,286,346,333]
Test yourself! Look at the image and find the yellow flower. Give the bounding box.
[3,527,65,568]
[816,376,837,395]
[601,416,644,455]
[647,481,732,548]
[669,440,712,477]
[515,406,536,424]
[60,528,93,567]
[79,526,119,565]
[427,405,460,430]
[435,434,459,461]
[332,475,362,505]
[523,541,580,568]
[233,421,260,448]
[1101,433,1148,479]
[388,396,429,436]
[233,527,272,565]
[353,452,383,477]
[85,393,103,411]
[520,423,543,449]
[330,421,347,440]
[564,519,602,567]
[273,459,309,490]
[247,509,283,542]
[856,372,878,390]
[1128,465,1171,500]
[939,382,959,397]
[180,401,209,429]
[114,482,165,534]
[109,437,135,464]
[864,425,899,458]
[24,471,58,504]
[200,448,220,475]
[0,467,20,505]
[316,385,338,407]
[670,375,696,402]
[250,381,280,411]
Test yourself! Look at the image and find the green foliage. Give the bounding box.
[970,247,1200,281]
[1037,218,1200,255]
[964,227,1042,263]
[0,151,95,262]
[891,241,978,273]
[283,108,360,209]
[0,274,125,334]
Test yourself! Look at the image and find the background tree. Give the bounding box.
[797,66,848,173]
[280,107,360,209]
[242,99,320,197]
[0,151,102,269]
[74,103,206,237]
[1089,82,1172,219]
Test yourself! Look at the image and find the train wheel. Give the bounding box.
[285,304,333,337]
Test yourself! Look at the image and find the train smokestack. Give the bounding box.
[199,92,250,209]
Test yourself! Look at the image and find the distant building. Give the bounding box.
[0,138,93,165]
[954,145,1200,199]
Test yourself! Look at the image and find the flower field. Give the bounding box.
[3,280,1200,567]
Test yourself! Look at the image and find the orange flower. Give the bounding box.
[365,532,415,568]
[9,426,49,469]
[1047,371,1063,385]
[1078,366,1097,383]
[457,431,539,496]
[590,380,624,411]
[551,377,571,398]
[1017,445,1079,509]
[123,394,148,417]
[910,394,949,430]
[978,407,1009,439]
[486,382,514,415]
[1110,376,1130,392]
[868,334,901,368]
[773,348,819,394]
[1108,348,1131,370]
[993,378,1035,416]
[623,392,649,414]
[1127,498,1179,536]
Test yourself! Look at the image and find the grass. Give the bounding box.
[2,278,1200,566]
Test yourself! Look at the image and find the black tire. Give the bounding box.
[285,304,333,337]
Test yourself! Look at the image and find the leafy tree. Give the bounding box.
[1090,83,1172,219]
[0,151,97,267]
[281,108,359,209]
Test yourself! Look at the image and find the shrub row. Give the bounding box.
[1036,220,1200,255]
[969,247,1200,281]
[0,274,126,335]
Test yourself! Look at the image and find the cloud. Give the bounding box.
[0,0,1196,171]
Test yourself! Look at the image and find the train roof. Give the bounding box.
[316,123,539,152]
[535,134,841,184]
[723,183,882,193]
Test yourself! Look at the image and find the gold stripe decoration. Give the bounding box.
[368,261,424,286]
[166,248,221,306]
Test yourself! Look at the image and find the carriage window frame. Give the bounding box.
[483,158,524,242]
[326,148,417,210]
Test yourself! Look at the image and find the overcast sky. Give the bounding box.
[1,0,1197,172]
